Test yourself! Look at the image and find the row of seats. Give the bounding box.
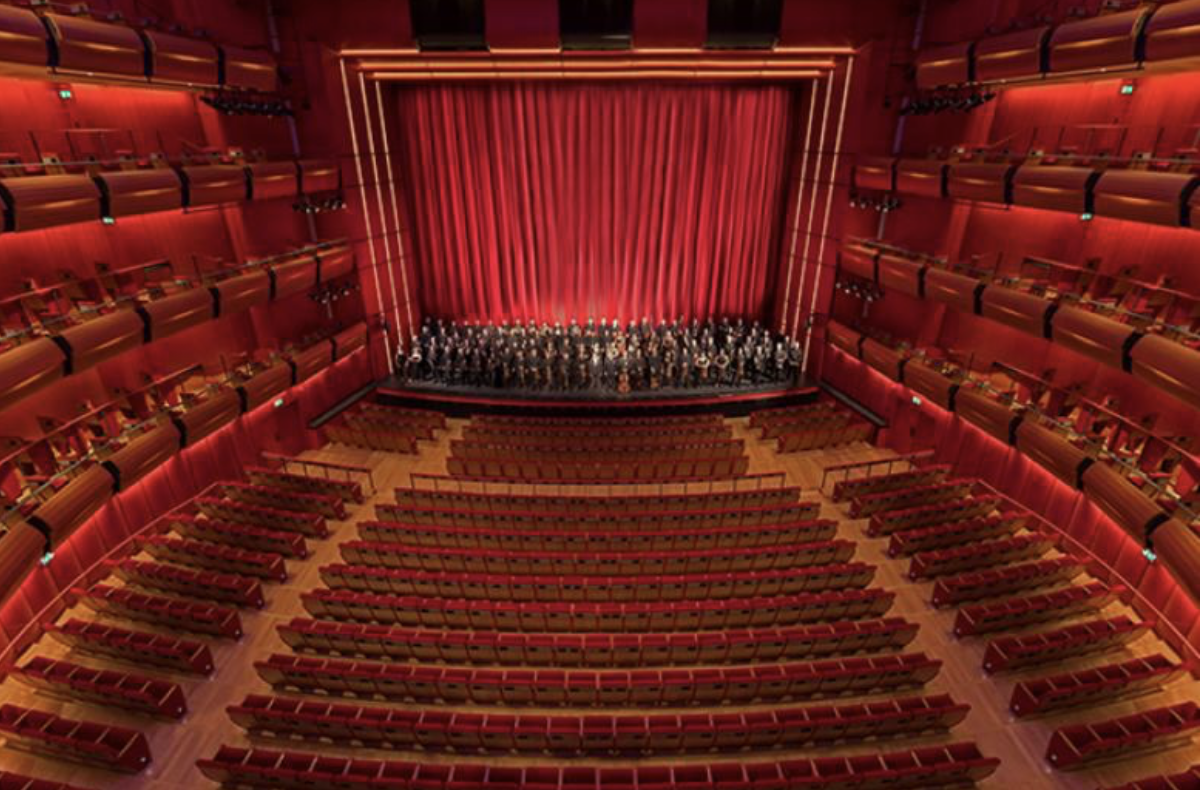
[1045,702,1200,770]
[848,480,972,518]
[197,741,1000,789]
[885,513,1024,557]
[1101,765,1200,790]
[982,615,1152,673]
[356,518,837,552]
[866,495,999,535]
[391,482,802,513]
[218,480,346,519]
[171,514,309,559]
[748,401,837,427]
[343,409,440,441]
[254,652,942,706]
[246,465,365,503]
[226,692,969,753]
[275,617,920,666]
[318,562,877,602]
[357,403,447,429]
[830,465,949,502]
[753,406,843,440]
[338,539,857,575]
[0,704,151,774]
[77,583,243,639]
[446,455,752,482]
[196,496,328,537]
[776,421,873,453]
[326,422,419,453]
[471,414,721,428]
[113,558,266,608]
[12,657,187,719]
[462,426,733,448]
[0,771,92,790]
[300,587,896,631]
[449,439,746,462]
[374,502,821,533]
[953,581,1121,637]
[930,556,1084,607]
[907,533,1052,579]
[44,618,215,675]
[141,535,288,581]
[1010,654,1186,717]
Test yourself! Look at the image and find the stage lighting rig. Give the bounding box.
[292,195,347,214]
[899,90,995,116]
[848,192,901,213]
[200,92,294,118]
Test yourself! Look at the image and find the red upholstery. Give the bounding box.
[931,557,1083,607]
[13,657,187,719]
[982,616,1151,673]
[1010,654,1186,717]
[831,465,950,502]
[76,584,242,639]
[44,618,214,675]
[953,582,1121,637]
[0,704,151,773]
[113,558,265,609]
[246,466,364,503]
[140,535,288,581]
[196,496,327,537]
[907,534,1052,580]
[886,514,1025,557]
[218,481,346,519]
[170,515,308,559]
[1045,702,1200,770]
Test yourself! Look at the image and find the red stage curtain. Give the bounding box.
[395,83,795,323]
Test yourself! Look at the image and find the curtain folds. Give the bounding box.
[395,82,795,323]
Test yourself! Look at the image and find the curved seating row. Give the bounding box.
[356,518,836,552]
[885,513,1025,557]
[828,326,1200,609]
[338,539,857,575]
[450,439,746,463]
[226,692,969,753]
[907,533,1053,579]
[0,771,92,790]
[391,482,802,513]
[300,587,896,631]
[849,480,973,518]
[113,558,266,608]
[12,657,187,719]
[982,615,1152,673]
[470,414,722,428]
[170,515,309,559]
[217,480,345,519]
[930,556,1084,607]
[447,455,751,482]
[254,652,942,706]
[777,421,873,453]
[1102,765,1200,790]
[76,584,243,639]
[375,502,820,533]
[318,562,876,602]
[246,466,365,503]
[276,617,920,667]
[757,409,849,441]
[326,422,419,453]
[836,239,1200,413]
[1010,654,1186,717]
[462,424,732,447]
[140,535,288,581]
[831,465,949,502]
[953,581,1121,637]
[197,741,1000,789]
[1046,702,1200,770]
[0,704,151,774]
[748,401,837,427]
[866,494,999,536]
[44,618,215,675]
[195,496,327,537]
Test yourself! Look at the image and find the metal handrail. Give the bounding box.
[819,450,936,495]
[406,471,791,497]
[261,452,376,495]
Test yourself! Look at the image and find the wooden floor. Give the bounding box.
[0,416,1196,789]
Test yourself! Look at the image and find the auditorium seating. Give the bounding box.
[170,514,309,559]
[930,556,1084,606]
[113,558,266,608]
[848,479,973,517]
[446,453,752,481]
[217,481,346,519]
[140,535,288,581]
[325,404,446,453]
[44,619,215,675]
[246,466,365,503]
[195,496,328,537]
[0,705,151,773]
[867,495,1001,535]
[952,581,1122,636]
[198,741,999,789]
[76,583,243,639]
[299,587,897,631]
[1010,654,1187,717]
[0,772,93,790]
[906,533,1053,579]
[982,616,1153,673]
[12,657,188,719]
[885,513,1025,556]
[1045,703,1200,770]
[226,692,969,753]
[831,465,950,502]
[254,652,942,705]
[276,617,920,666]
[1101,765,1200,790]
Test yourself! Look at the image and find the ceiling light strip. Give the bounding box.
[358,69,404,354]
[339,58,393,372]
[790,72,835,339]
[802,55,857,375]
[778,83,818,336]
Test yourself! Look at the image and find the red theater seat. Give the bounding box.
[140,534,288,581]
[1045,702,1200,770]
[170,514,308,559]
[113,558,265,609]
[0,704,151,773]
[246,465,365,503]
[45,619,214,676]
[1010,654,1186,717]
[982,615,1151,673]
[13,657,187,719]
[954,582,1122,637]
[196,496,328,537]
[77,584,243,639]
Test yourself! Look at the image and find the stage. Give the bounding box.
[373,377,821,418]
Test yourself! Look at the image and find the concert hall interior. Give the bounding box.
[0,0,1199,788]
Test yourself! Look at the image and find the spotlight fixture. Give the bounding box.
[293,195,348,214]
[849,193,901,213]
[899,90,996,116]
[834,277,883,303]
[308,278,361,306]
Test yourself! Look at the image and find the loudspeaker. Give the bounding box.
[560,0,633,50]
[706,0,782,48]
[410,0,486,50]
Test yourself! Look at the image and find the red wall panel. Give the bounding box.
[57,310,145,373]
[633,0,706,48]
[0,6,50,71]
[45,14,146,79]
[979,284,1052,337]
[1014,420,1089,488]
[0,339,67,412]
[947,162,1015,204]
[895,159,947,199]
[1081,460,1168,540]
[877,254,924,297]
[174,390,241,446]
[486,0,560,48]
[955,388,1018,444]
[1012,165,1097,214]
[220,45,276,92]
[248,162,299,202]
[924,268,979,313]
[975,27,1050,83]
[1047,8,1149,75]
[0,175,101,232]
[142,287,217,342]
[1093,170,1195,227]
[853,157,896,193]
[28,466,115,544]
[1050,305,1137,369]
[915,42,972,90]
[1129,332,1200,410]
[180,165,249,208]
[144,29,220,86]
[106,425,182,491]
[97,169,184,219]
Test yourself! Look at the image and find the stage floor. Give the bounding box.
[375,377,820,417]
